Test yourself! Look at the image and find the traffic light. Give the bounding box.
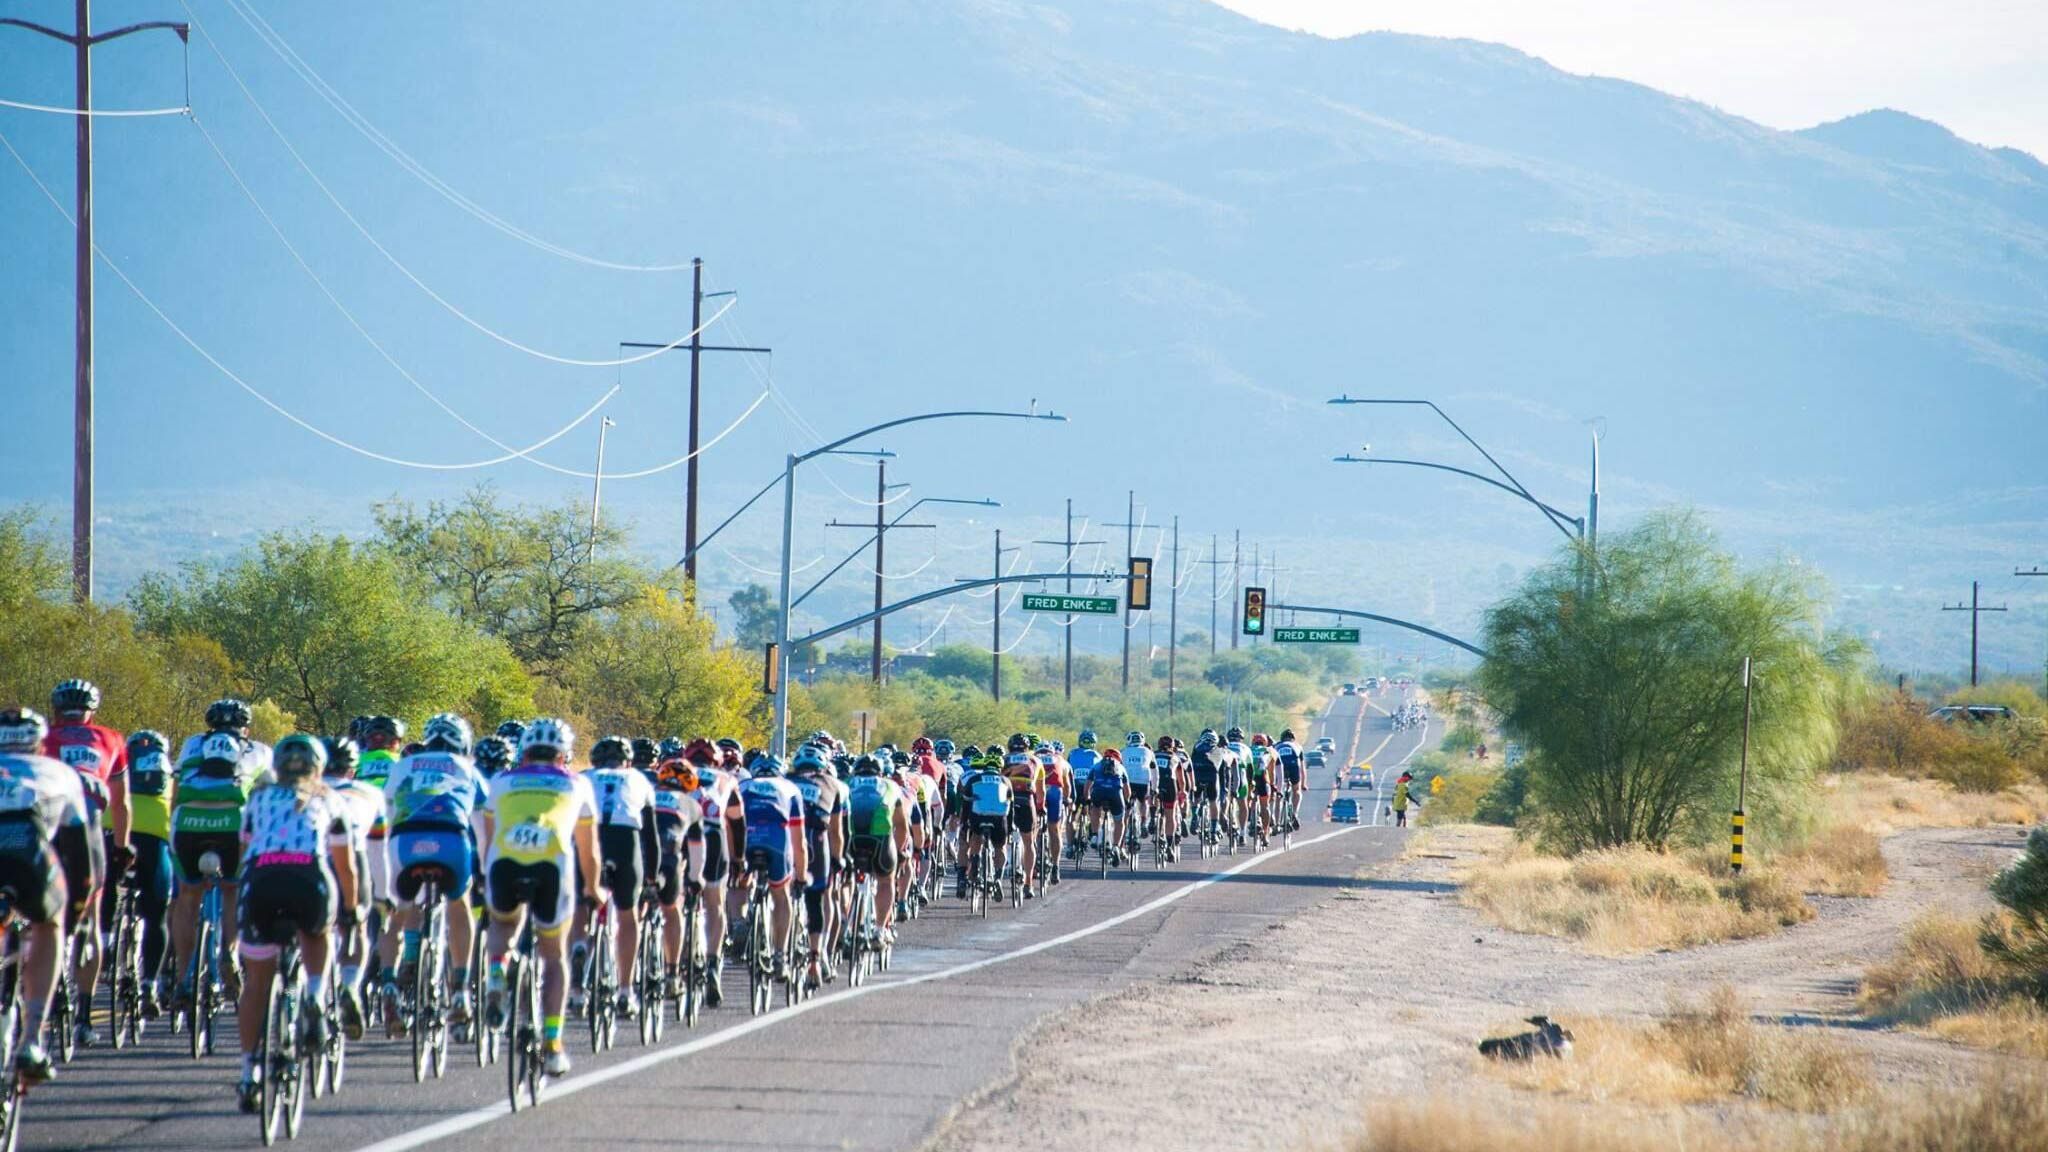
[762,642,780,695]
[1242,586,1266,636]
[1127,557,1153,612]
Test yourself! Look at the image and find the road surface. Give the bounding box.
[25,689,1438,1152]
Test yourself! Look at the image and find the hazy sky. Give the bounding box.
[1218,1,2048,159]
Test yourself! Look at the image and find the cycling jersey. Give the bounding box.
[44,722,125,817]
[483,763,597,866]
[588,766,657,829]
[1274,741,1303,770]
[1121,744,1154,786]
[1067,748,1100,781]
[1002,753,1043,799]
[1230,742,1263,777]
[240,784,350,867]
[738,775,804,859]
[326,779,385,860]
[356,747,401,838]
[1090,759,1128,795]
[0,751,90,839]
[384,750,487,829]
[171,736,274,837]
[961,770,1012,819]
[845,774,902,839]
[127,746,174,841]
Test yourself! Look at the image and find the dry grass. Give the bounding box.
[1776,824,1889,897]
[1819,772,2048,836]
[1490,986,1868,1112]
[1350,1068,2048,1152]
[1461,844,1812,954]
[1861,913,2048,1059]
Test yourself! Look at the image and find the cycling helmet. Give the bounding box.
[494,719,527,743]
[323,735,361,777]
[630,737,659,768]
[200,730,242,766]
[0,708,49,751]
[401,742,426,758]
[206,698,253,732]
[960,744,980,762]
[51,678,100,715]
[853,754,883,776]
[932,739,955,760]
[1007,733,1029,753]
[716,737,743,768]
[422,712,472,755]
[1280,729,1296,742]
[977,748,1006,770]
[1051,740,1065,753]
[1126,730,1144,746]
[347,715,374,744]
[1252,733,1270,747]
[590,735,631,767]
[520,717,574,760]
[1225,726,1244,743]
[127,729,168,758]
[683,738,719,766]
[791,745,827,774]
[909,736,932,755]
[749,754,783,778]
[273,733,327,783]
[890,750,911,768]
[1024,732,1041,748]
[1102,747,1122,763]
[1076,729,1096,749]
[656,736,687,762]
[1156,735,1174,753]
[656,757,700,793]
[472,736,513,776]
[808,730,833,748]
[365,715,407,747]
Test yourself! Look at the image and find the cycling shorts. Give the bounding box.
[487,857,573,933]
[1156,774,1179,804]
[1192,771,1218,800]
[1007,801,1038,835]
[701,826,728,886]
[172,828,242,886]
[1252,776,1272,799]
[850,834,897,877]
[968,814,1008,851]
[1092,790,1126,817]
[0,816,65,925]
[237,862,333,959]
[391,824,472,903]
[805,831,832,893]
[1044,785,1065,823]
[367,840,393,905]
[598,825,644,910]
[743,844,793,889]
[654,812,690,905]
[1283,762,1303,786]
[1129,782,1151,805]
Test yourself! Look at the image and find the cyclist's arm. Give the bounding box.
[786,798,808,878]
[329,824,359,911]
[891,796,911,855]
[107,759,132,849]
[575,816,604,902]
[683,823,705,888]
[827,805,846,866]
[636,797,660,880]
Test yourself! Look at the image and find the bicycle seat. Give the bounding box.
[198,850,223,879]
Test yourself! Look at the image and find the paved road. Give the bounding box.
[26,691,1438,1152]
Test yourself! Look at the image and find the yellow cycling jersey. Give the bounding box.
[483,764,596,865]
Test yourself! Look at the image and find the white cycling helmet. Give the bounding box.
[0,708,48,752]
[423,712,473,755]
[520,717,575,760]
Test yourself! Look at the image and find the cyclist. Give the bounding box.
[1246,733,1277,841]
[481,719,605,1078]
[122,729,176,1019]
[587,735,659,1017]
[355,716,406,977]
[1153,735,1183,854]
[787,745,845,990]
[1274,729,1305,832]
[233,734,356,1114]
[381,713,486,1031]
[683,739,740,1008]
[845,755,910,936]
[736,756,807,981]
[649,753,706,1001]
[1221,727,1254,838]
[43,679,128,1048]
[1122,730,1154,842]
[954,751,1011,898]
[897,754,939,917]
[1067,731,1099,820]
[1190,729,1229,842]
[1087,747,1131,863]
[321,736,384,1040]
[0,708,95,1082]
[170,700,273,1017]
[1041,744,1069,886]
[1000,736,1045,899]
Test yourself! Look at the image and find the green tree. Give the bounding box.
[0,507,63,611]
[135,533,534,734]
[1986,827,2048,987]
[561,586,760,742]
[729,583,778,650]
[373,486,643,678]
[1479,510,1843,852]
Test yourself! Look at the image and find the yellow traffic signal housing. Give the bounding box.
[1128,557,1153,612]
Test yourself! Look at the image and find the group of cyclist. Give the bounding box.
[0,676,1339,1139]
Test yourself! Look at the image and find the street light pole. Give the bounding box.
[1328,396,1586,545]
[1168,515,1180,723]
[993,529,1020,700]
[588,417,614,541]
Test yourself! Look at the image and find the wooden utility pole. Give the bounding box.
[1942,580,2007,687]
[992,528,1019,699]
[1197,535,1229,655]
[1035,500,1102,699]
[1107,490,1145,691]
[1168,516,1181,722]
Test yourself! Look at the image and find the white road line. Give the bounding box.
[351,822,1369,1152]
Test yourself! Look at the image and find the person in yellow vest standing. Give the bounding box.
[1391,772,1414,828]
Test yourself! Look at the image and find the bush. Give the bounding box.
[1987,827,2048,982]
[1418,771,1497,826]
[1931,739,2022,794]
[1473,759,1529,826]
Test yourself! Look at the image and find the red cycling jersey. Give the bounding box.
[44,722,126,811]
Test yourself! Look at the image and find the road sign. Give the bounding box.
[1273,627,1360,644]
[1242,586,1266,635]
[1022,593,1120,616]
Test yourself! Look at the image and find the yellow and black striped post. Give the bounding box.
[1730,809,1746,873]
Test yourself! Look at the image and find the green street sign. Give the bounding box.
[1273,627,1361,644]
[1021,593,1120,616]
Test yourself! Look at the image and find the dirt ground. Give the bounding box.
[922,822,2034,1152]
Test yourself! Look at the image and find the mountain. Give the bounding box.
[1,0,2043,672]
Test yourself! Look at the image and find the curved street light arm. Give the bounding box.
[1334,455,1583,533]
[1269,602,1489,659]
[798,410,1064,464]
[1329,397,1580,542]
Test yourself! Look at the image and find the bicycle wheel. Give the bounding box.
[191,916,214,1060]
[747,901,769,1017]
[472,920,495,1067]
[0,978,24,1152]
[260,972,286,1145]
[505,956,526,1113]
[51,978,72,1065]
[681,900,702,1028]
[521,960,544,1106]
[110,901,136,1049]
[638,913,664,1045]
[283,989,306,1140]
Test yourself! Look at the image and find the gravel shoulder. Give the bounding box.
[922,823,2034,1152]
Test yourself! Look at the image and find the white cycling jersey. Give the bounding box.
[1122,744,1154,785]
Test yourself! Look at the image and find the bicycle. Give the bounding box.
[467,904,496,1067]
[841,867,880,986]
[310,973,346,1099]
[740,851,779,1017]
[0,892,27,1152]
[502,922,544,1112]
[180,851,230,1060]
[257,936,310,1145]
[106,881,148,1050]
[404,873,452,1082]
[636,892,666,1046]
[48,920,84,1065]
[1097,817,1116,878]
[581,869,619,1053]
[677,889,704,1028]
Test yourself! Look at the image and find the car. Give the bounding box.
[1341,683,1357,695]
[1305,750,1326,770]
[1929,704,2017,724]
[1345,765,1373,790]
[1329,797,1361,824]
[1364,677,1380,692]
[1316,736,1336,753]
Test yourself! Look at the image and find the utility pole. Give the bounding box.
[1035,500,1103,699]
[1107,490,1144,691]
[825,474,929,685]
[588,417,614,542]
[1230,530,1242,650]
[2021,567,2047,699]
[992,529,1019,700]
[2,5,188,602]
[1942,580,2007,688]
[1197,535,1229,655]
[1168,516,1181,723]
[619,262,769,593]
